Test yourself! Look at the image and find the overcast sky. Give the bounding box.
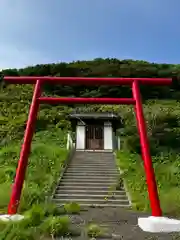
[0,0,180,69]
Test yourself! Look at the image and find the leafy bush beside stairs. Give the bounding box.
[0,203,81,239]
[0,129,68,214]
[116,150,180,217]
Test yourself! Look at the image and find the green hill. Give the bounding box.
[0,58,180,215]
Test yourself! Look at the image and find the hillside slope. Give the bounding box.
[0,58,180,216]
[0,58,180,152]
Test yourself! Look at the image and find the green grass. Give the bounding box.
[0,203,81,239]
[116,150,180,217]
[0,129,68,213]
[87,224,105,238]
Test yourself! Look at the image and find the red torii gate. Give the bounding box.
[3,76,172,216]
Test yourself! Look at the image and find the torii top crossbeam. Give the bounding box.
[3,76,172,86]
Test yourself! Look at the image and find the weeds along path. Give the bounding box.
[0,129,68,214]
[116,151,180,217]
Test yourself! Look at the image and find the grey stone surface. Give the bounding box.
[68,207,180,239]
[53,151,130,207]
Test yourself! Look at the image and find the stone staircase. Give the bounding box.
[52,151,130,207]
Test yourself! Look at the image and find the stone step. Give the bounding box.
[64,171,119,175]
[56,202,130,207]
[72,159,114,162]
[56,185,124,191]
[65,169,117,173]
[64,168,118,172]
[74,153,113,155]
[72,163,114,165]
[60,179,117,183]
[66,169,118,173]
[73,156,113,158]
[74,158,114,160]
[62,175,118,180]
[74,157,114,158]
[70,159,114,161]
[53,198,130,205]
[62,174,119,181]
[55,189,126,195]
[69,162,116,165]
[54,194,128,200]
[73,160,114,162]
[74,155,113,157]
[65,172,118,176]
[63,173,119,177]
[59,182,117,186]
[67,168,117,171]
[68,165,116,168]
[75,157,114,159]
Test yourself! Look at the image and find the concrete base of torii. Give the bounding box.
[0,214,24,222]
[138,216,180,233]
[1,214,180,233]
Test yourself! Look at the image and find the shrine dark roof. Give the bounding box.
[68,112,120,120]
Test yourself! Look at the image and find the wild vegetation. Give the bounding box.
[0,203,82,239]
[0,130,68,214]
[0,58,180,238]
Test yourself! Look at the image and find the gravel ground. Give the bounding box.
[66,207,180,239]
